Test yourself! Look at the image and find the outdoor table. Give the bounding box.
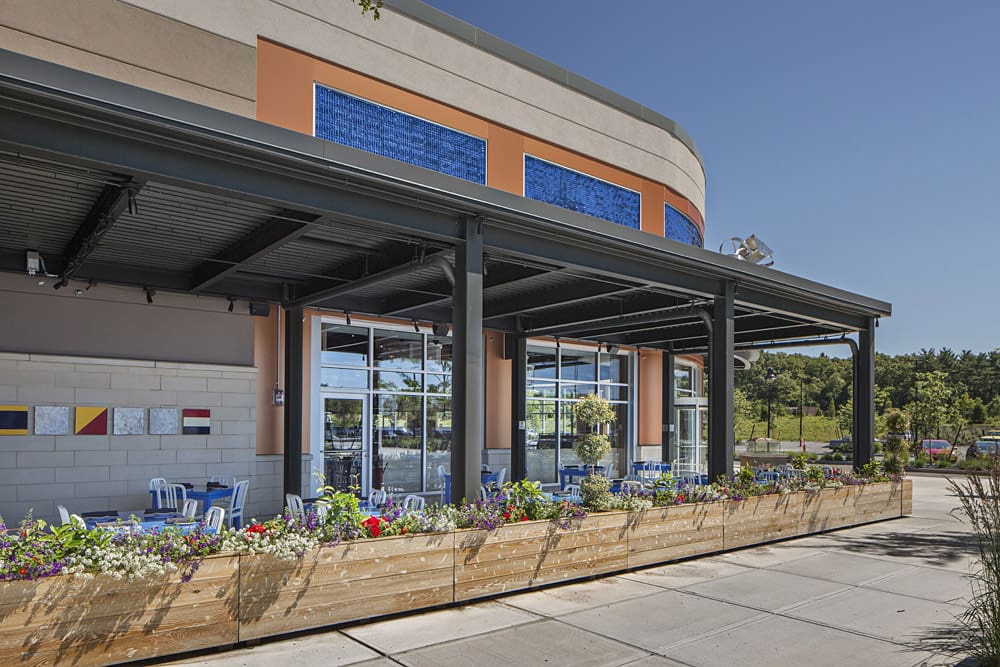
[83,510,212,534]
[443,471,500,504]
[150,484,234,514]
[559,466,603,490]
[755,470,782,483]
[632,461,671,479]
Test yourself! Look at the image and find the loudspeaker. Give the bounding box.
[249,302,271,317]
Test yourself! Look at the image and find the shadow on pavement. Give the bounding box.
[822,529,977,568]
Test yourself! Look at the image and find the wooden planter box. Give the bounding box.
[454,512,628,601]
[239,532,455,641]
[2,479,910,665]
[0,553,239,667]
[627,502,725,568]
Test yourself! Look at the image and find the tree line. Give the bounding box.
[734,348,1000,442]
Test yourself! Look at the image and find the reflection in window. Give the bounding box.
[320,324,369,366]
[600,354,628,383]
[320,367,368,389]
[675,366,695,397]
[560,349,596,382]
[527,347,557,380]
[374,332,423,370]
[375,371,422,393]
[426,339,452,374]
[426,397,451,493]
[526,399,557,483]
[372,393,422,494]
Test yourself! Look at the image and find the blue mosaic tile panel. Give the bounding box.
[664,203,703,247]
[314,85,486,184]
[524,155,640,229]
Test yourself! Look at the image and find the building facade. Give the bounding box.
[0,0,887,523]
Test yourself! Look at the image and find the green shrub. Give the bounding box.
[580,475,612,511]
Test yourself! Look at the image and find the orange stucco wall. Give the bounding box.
[485,331,511,450]
[254,309,284,454]
[255,39,704,236]
[638,349,663,445]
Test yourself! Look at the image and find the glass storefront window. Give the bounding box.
[425,396,451,494]
[560,349,596,382]
[375,371,422,392]
[372,393,422,494]
[374,332,423,371]
[526,399,557,483]
[426,339,452,374]
[527,347,557,380]
[600,353,628,383]
[320,367,368,389]
[320,324,369,366]
[675,366,695,397]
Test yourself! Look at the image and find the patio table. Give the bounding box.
[150,484,234,514]
[559,466,603,490]
[83,510,212,534]
[755,470,782,483]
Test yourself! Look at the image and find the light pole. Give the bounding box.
[799,377,805,452]
[765,367,777,442]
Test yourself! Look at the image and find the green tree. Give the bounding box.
[907,370,953,441]
[352,0,384,19]
[733,388,754,440]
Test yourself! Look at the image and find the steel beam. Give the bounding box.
[662,347,675,464]
[288,246,451,309]
[484,282,641,320]
[735,286,867,331]
[853,318,876,468]
[508,331,528,482]
[283,307,304,498]
[450,217,484,503]
[190,210,319,291]
[526,292,687,335]
[708,282,735,481]
[380,263,548,316]
[55,178,146,287]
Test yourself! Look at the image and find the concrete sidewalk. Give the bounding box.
[164,476,977,667]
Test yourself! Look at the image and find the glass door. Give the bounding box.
[674,403,706,475]
[321,394,368,496]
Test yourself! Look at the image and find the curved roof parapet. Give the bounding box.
[383,0,705,172]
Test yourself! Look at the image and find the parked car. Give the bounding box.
[968,440,999,457]
[918,439,954,459]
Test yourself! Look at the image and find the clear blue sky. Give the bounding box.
[421,0,1000,357]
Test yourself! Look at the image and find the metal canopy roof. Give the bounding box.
[0,49,890,353]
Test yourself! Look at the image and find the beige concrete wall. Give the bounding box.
[0,352,283,526]
[0,0,255,116]
[119,0,706,216]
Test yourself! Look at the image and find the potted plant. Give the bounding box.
[573,393,616,509]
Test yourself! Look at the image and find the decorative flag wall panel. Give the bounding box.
[182,409,211,435]
[74,406,108,435]
[0,406,28,435]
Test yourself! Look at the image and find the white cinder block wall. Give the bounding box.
[0,352,282,526]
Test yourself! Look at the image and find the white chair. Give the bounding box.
[565,484,582,501]
[495,467,507,488]
[181,498,198,520]
[285,493,305,520]
[162,483,187,510]
[314,500,329,523]
[149,477,167,507]
[479,486,489,502]
[208,474,234,487]
[57,505,71,525]
[368,488,387,509]
[204,506,225,531]
[402,495,425,512]
[227,480,249,529]
[603,463,617,479]
[621,480,644,493]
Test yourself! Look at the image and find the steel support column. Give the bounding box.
[283,307,304,498]
[853,318,876,468]
[451,217,484,502]
[661,347,675,463]
[708,282,735,480]
[508,331,528,482]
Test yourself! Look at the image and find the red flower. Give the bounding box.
[362,516,382,538]
[246,523,267,534]
[677,494,687,503]
[19,568,26,575]
[520,516,529,522]
[503,512,511,520]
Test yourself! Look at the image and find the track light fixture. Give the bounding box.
[144,287,155,304]
[413,320,421,333]
[228,298,235,313]
[345,311,352,326]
